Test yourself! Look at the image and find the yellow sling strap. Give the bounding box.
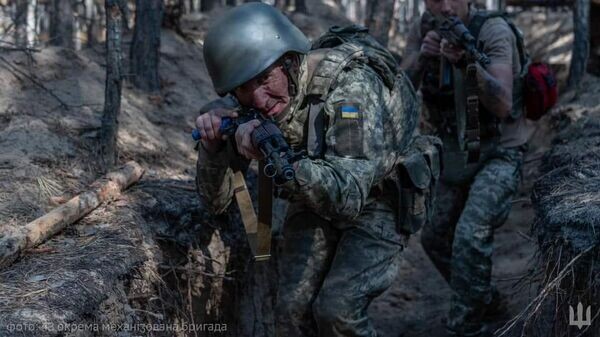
[231,162,272,261]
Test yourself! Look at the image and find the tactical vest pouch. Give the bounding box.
[387,135,442,235]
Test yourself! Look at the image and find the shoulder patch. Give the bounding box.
[332,101,365,158]
[336,101,362,119]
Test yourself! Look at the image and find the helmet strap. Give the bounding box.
[283,55,300,97]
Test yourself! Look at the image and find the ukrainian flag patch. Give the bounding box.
[339,103,361,119]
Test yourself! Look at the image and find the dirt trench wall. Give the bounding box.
[130,175,280,337]
[525,76,600,337]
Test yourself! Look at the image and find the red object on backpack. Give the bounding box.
[524,62,558,120]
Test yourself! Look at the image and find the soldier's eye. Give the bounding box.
[258,74,270,84]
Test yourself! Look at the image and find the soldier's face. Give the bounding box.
[425,0,469,22]
[234,62,291,118]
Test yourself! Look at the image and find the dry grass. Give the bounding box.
[502,87,600,336]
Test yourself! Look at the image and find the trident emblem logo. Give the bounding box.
[569,302,591,330]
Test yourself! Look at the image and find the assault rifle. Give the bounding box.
[421,12,491,90]
[192,108,305,185]
[436,16,490,68]
[421,12,487,163]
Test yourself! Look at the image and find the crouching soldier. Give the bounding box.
[194,3,438,336]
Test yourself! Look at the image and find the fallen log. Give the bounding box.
[0,161,144,269]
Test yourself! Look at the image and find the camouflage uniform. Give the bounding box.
[404,9,530,336]
[197,48,412,336]
[420,138,524,335]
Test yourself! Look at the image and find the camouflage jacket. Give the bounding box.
[196,49,400,220]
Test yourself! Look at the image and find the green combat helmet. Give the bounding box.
[203,3,311,96]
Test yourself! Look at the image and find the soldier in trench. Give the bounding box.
[194,3,424,336]
[400,0,534,335]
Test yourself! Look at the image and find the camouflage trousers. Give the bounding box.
[421,146,524,336]
[275,200,404,337]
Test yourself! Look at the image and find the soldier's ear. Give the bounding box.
[283,53,300,70]
[282,53,301,96]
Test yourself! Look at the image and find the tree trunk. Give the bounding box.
[26,0,36,46]
[412,0,420,18]
[101,0,125,169]
[366,0,395,47]
[201,0,220,11]
[568,0,590,88]
[130,0,163,92]
[497,0,505,11]
[164,0,185,32]
[295,0,308,13]
[14,0,28,46]
[119,0,130,33]
[588,2,599,75]
[49,0,74,48]
[84,0,98,46]
[189,0,199,12]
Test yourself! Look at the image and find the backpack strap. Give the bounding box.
[468,11,530,75]
[306,43,368,100]
[467,11,505,42]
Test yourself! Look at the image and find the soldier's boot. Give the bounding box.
[483,287,510,321]
[444,289,510,327]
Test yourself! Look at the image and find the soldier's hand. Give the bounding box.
[235,120,263,160]
[421,30,442,58]
[440,39,465,65]
[195,108,238,153]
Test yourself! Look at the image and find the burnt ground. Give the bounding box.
[0,2,595,337]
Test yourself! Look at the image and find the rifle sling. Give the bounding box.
[256,161,273,261]
[465,63,480,163]
[232,169,272,261]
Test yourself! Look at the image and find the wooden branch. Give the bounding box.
[0,161,144,270]
[0,46,40,52]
